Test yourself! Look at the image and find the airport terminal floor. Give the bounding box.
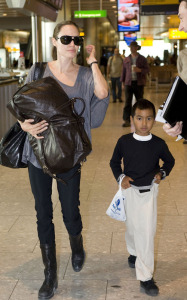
[0,83,187,300]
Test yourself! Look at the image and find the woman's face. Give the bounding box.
[53,25,80,59]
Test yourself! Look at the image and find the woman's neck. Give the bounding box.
[55,58,76,73]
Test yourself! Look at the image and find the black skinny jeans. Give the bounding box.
[123,81,144,122]
[28,162,82,245]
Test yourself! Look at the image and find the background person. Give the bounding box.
[18,20,109,300]
[121,41,149,127]
[107,48,123,103]
[121,49,126,60]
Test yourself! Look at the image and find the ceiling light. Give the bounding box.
[6,0,26,8]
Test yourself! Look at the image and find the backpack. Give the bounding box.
[7,63,92,183]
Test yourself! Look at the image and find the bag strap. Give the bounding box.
[42,164,82,185]
[33,62,47,81]
[119,175,125,192]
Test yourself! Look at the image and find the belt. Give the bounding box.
[139,189,150,193]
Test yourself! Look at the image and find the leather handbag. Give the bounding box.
[7,76,92,180]
[0,63,47,169]
[0,121,27,168]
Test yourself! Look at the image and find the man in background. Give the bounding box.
[121,41,149,127]
[107,48,123,103]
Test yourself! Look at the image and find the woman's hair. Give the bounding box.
[131,99,156,118]
[52,21,80,60]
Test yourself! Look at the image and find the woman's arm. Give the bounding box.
[86,45,108,99]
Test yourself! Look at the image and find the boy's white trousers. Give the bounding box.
[122,183,159,281]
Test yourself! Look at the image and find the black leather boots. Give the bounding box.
[38,244,58,299]
[69,233,85,272]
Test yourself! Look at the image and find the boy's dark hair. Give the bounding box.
[131,99,156,118]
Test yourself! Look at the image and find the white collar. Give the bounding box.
[133,132,152,141]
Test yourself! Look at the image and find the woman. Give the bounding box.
[19,21,109,299]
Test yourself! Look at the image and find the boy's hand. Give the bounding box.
[154,172,162,184]
[121,176,134,189]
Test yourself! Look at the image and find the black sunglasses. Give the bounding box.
[56,35,84,46]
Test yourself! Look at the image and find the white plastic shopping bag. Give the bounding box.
[106,176,126,222]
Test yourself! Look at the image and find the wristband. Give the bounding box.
[159,169,166,180]
[90,61,98,67]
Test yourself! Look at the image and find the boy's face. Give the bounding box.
[132,108,155,136]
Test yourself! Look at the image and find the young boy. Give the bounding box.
[110,99,175,296]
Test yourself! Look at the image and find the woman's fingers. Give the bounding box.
[20,119,48,139]
[163,122,182,137]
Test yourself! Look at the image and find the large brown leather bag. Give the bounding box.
[7,76,92,181]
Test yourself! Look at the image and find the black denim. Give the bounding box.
[28,162,82,244]
[111,77,122,101]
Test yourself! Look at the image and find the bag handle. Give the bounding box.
[33,62,47,81]
[119,175,125,192]
[71,97,85,117]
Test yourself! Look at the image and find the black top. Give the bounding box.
[110,133,175,187]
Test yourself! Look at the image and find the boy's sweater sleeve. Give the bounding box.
[160,141,175,175]
[110,139,123,181]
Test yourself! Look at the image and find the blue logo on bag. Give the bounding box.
[112,198,122,215]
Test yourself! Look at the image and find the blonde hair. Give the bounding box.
[52,21,80,60]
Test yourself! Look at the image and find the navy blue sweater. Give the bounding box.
[110,133,175,187]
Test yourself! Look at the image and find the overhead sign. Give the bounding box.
[169,28,187,39]
[141,0,178,15]
[141,39,153,46]
[74,10,107,18]
[141,0,178,5]
[118,0,140,32]
[124,32,137,45]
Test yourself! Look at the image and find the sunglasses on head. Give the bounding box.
[56,35,84,46]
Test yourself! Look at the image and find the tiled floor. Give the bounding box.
[0,85,187,300]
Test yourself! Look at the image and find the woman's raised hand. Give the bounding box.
[18,119,48,139]
[85,45,97,65]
